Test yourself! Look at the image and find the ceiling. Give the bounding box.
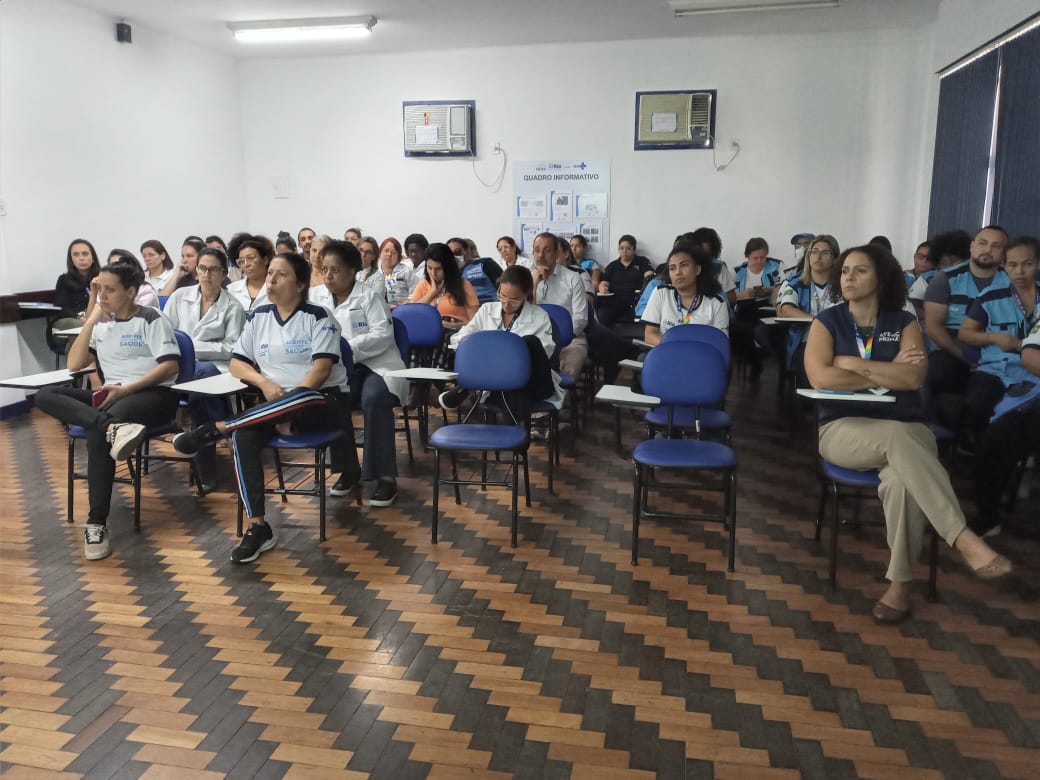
[64,0,940,59]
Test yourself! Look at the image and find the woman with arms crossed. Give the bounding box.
[804,244,1010,623]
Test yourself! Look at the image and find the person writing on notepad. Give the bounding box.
[804,243,1011,624]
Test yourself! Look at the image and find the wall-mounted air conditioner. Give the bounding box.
[403,100,475,157]
[634,90,717,150]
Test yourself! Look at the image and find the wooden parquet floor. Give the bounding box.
[2,368,1039,779]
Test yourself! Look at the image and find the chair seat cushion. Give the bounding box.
[559,372,576,388]
[430,423,528,451]
[822,461,881,487]
[644,406,731,430]
[632,438,735,469]
[268,431,345,449]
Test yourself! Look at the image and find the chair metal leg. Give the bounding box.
[450,452,461,504]
[129,450,142,533]
[829,483,840,590]
[547,418,555,496]
[317,447,327,542]
[67,437,76,524]
[273,449,288,503]
[727,469,737,573]
[432,449,441,543]
[523,451,531,507]
[814,483,827,542]
[510,451,519,548]
[927,530,939,602]
[401,407,415,462]
[631,461,642,565]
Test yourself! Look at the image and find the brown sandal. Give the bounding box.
[972,555,1012,580]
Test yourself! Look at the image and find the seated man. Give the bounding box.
[531,232,588,377]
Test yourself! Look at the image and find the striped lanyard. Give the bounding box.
[1011,285,1040,334]
[854,324,874,360]
[673,290,703,324]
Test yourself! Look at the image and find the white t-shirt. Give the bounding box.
[164,286,246,370]
[641,286,730,336]
[744,269,763,289]
[232,303,348,392]
[90,306,180,386]
[145,268,173,291]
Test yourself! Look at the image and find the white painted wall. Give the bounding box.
[0,0,245,402]
[932,0,1039,70]
[239,28,933,271]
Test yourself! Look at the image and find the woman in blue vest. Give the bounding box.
[732,237,783,378]
[776,234,841,385]
[804,243,1010,624]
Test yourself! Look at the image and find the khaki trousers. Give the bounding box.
[818,417,966,583]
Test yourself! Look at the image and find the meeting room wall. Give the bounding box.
[239,25,933,271]
[0,0,247,296]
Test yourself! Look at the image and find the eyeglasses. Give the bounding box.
[196,265,225,275]
[236,253,262,267]
[808,248,834,258]
[497,292,525,305]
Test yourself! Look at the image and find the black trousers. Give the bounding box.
[35,385,180,525]
[975,406,1040,521]
[961,372,1007,439]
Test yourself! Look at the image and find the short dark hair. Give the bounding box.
[140,239,173,270]
[618,234,637,249]
[497,235,520,251]
[868,235,893,252]
[404,233,429,252]
[198,246,229,272]
[532,232,558,248]
[499,265,534,298]
[182,238,205,256]
[107,248,138,265]
[101,257,145,292]
[66,238,101,281]
[690,227,721,260]
[667,241,722,298]
[570,234,587,248]
[298,227,315,242]
[229,233,275,264]
[321,240,362,272]
[743,237,768,257]
[928,230,971,267]
[275,232,297,252]
[1006,236,1040,257]
[205,235,228,253]
[831,244,907,310]
[977,224,1008,240]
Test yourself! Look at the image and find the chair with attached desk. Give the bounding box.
[67,330,198,531]
[540,303,582,439]
[428,331,532,547]
[631,341,737,570]
[392,303,446,445]
[237,338,359,543]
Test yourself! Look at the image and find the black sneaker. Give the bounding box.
[438,387,469,412]
[231,522,276,563]
[369,480,398,507]
[173,423,220,456]
[329,475,357,497]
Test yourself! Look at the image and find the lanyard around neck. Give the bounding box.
[1012,285,1040,331]
[854,323,874,360]
[673,289,702,324]
[499,304,522,332]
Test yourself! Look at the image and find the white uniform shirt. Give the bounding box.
[450,301,564,409]
[145,268,173,292]
[164,286,246,370]
[311,284,407,402]
[231,303,348,392]
[90,306,180,386]
[380,263,416,305]
[641,286,730,336]
[908,275,929,302]
[227,278,270,313]
[534,264,589,337]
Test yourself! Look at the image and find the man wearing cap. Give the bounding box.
[772,233,815,306]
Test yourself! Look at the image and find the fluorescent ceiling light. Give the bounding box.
[227,15,376,43]
[671,0,839,17]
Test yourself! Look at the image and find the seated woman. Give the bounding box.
[438,266,564,420]
[35,261,182,561]
[407,243,480,326]
[641,242,729,346]
[496,235,534,271]
[160,238,205,297]
[173,253,356,564]
[804,243,1010,623]
[732,237,783,378]
[776,234,841,384]
[227,234,273,312]
[570,234,602,289]
[85,251,160,319]
[378,237,416,306]
[596,234,654,328]
[164,247,246,489]
[141,239,175,292]
[357,236,383,290]
[688,227,738,306]
[312,240,406,507]
[308,234,332,287]
[52,239,101,332]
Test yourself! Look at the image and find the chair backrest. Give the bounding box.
[642,341,727,407]
[172,330,196,384]
[660,323,730,368]
[539,303,573,349]
[339,337,355,382]
[392,303,444,349]
[158,295,170,311]
[392,317,410,363]
[455,331,530,392]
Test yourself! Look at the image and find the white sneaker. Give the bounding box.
[108,422,147,461]
[84,524,111,560]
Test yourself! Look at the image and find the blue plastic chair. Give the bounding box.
[660,323,731,367]
[429,331,531,547]
[540,303,581,440]
[392,303,446,444]
[67,330,197,531]
[236,338,357,542]
[158,295,170,310]
[631,341,737,569]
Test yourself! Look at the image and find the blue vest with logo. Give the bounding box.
[816,304,922,424]
[942,262,1010,332]
[782,279,831,364]
[970,282,1040,386]
[735,258,782,291]
[461,260,498,304]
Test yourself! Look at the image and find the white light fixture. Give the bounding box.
[227,15,376,43]
[671,0,838,17]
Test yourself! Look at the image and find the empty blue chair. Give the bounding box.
[392,303,446,444]
[429,331,531,546]
[631,341,737,569]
